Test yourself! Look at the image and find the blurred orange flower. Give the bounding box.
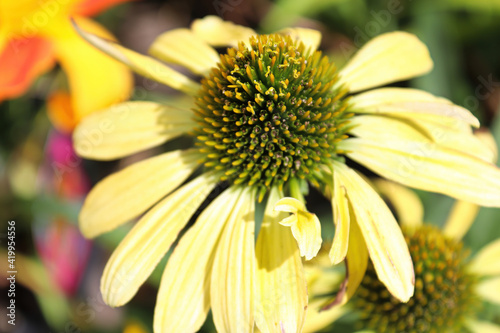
[0,0,133,131]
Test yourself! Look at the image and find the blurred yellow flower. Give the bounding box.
[0,0,133,131]
[73,16,500,332]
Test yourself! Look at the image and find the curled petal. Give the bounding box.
[274,197,322,260]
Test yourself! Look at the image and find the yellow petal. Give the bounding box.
[52,17,133,122]
[153,187,240,333]
[330,171,350,264]
[274,197,305,213]
[411,118,495,162]
[79,149,199,238]
[476,277,500,305]
[275,197,322,260]
[465,319,500,333]
[72,21,199,95]
[345,215,369,301]
[338,32,433,93]
[302,299,347,333]
[255,187,308,333]
[101,174,216,306]
[277,27,321,52]
[73,101,195,160]
[333,161,414,302]
[373,179,423,229]
[349,115,430,142]
[191,15,256,47]
[149,28,219,76]
[339,138,500,207]
[442,201,479,240]
[349,88,479,128]
[211,187,255,333]
[467,238,500,276]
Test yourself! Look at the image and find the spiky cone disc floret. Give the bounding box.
[354,225,479,333]
[193,34,352,200]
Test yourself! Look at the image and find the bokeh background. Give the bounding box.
[1,0,500,332]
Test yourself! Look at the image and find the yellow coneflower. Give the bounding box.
[72,16,500,332]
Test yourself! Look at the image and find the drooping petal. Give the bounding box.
[465,320,500,333]
[79,149,199,238]
[0,37,54,101]
[467,238,500,276]
[338,33,433,93]
[330,170,350,264]
[339,138,500,207]
[373,179,423,229]
[302,299,347,333]
[101,174,216,307]
[51,17,133,121]
[442,201,479,240]
[476,277,500,305]
[73,101,195,160]
[211,187,255,333]
[333,161,414,302]
[275,197,322,260]
[277,27,321,52]
[71,0,132,16]
[72,19,199,95]
[349,88,479,128]
[154,187,241,333]
[190,15,256,47]
[149,28,219,76]
[255,187,308,333]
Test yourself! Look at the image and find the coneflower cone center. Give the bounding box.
[355,225,479,333]
[193,34,351,196]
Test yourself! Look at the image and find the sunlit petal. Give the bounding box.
[333,161,414,302]
[101,174,216,306]
[350,88,479,128]
[211,188,255,333]
[255,187,308,333]
[79,149,199,238]
[73,20,199,95]
[154,187,240,333]
[339,33,433,93]
[339,138,500,207]
[73,101,195,160]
